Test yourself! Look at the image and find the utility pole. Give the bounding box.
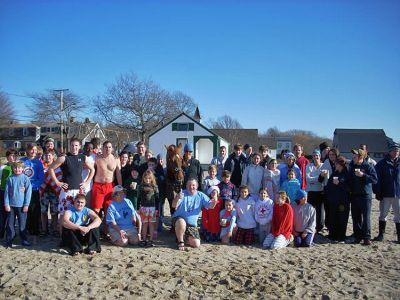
[54,89,69,153]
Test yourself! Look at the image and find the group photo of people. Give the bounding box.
[1,137,399,255]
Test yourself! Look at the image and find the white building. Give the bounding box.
[148,112,229,167]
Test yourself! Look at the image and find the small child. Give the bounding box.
[124,166,140,210]
[281,170,301,206]
[39,149,62,236]
[292,190,316,247]
[201,186,223,242]
[234,185,256,245]
[219,198,237,244]
[218,170,237,203]
[137,170,159,247]
[0,148,18,238]
[255,188,274,244]
[263,191,293,250]
[203,165,220,194]
[263,159,280,200]
[4,161,32,248]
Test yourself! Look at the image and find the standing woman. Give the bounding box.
[320,148,340,230]
[306,149,324,233]
[324,156,350,242]
[119,151,131,185]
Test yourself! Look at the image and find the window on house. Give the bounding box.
[9,128,14,136]
[172,122,194,131]
[23,128,28,136]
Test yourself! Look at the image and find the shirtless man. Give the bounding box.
[91,141,122,215]
[48,138,95,230]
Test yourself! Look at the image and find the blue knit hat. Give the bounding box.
[296,189,307,200]
[184,143,194,152]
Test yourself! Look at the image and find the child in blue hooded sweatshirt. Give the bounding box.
[281,169,301,206]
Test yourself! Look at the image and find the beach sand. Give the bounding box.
[0,199,399,299]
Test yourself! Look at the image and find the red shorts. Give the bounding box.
[91,182,114,212]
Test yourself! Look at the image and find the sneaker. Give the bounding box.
[352,238,362,244]
[21,240,31,246]
[4,242,12,248]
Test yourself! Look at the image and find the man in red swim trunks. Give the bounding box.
[92,141,122,216]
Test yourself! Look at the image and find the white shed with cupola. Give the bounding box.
[148,111,229,167]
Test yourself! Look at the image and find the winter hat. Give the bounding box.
[296,189,307,201]
[389,142,400,152]
[207,185,220,196]
[319,142,329,152]
[184,143,194,152]
[312,149,321,156]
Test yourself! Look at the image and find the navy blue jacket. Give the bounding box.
[325,168,350,206]
[224,153,247,188]
[348,160,378,196]
[373,155,400,199]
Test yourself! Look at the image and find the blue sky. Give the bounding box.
[1,0,399,142]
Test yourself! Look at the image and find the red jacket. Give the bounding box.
[271,202,293,240]
[202,198,223,234]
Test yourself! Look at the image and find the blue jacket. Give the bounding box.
[325,168,350,205]
[348,160,378,196]
[21,157,44,191]
[278,163,302,185]
[224,153,247,188]
[373,155,400,199]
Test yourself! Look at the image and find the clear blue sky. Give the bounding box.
[1,0,399,142]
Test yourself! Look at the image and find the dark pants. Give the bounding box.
[27,190,41,236]
[308,191,325,232]
[294,233,314,247]
[351,195,372,240]
[62,227,101,254]
[0,190,7,238]
[6,207,28,244]
[327,201,349,241]
[158,195,165,232]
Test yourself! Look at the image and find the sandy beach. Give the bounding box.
[1,199,399,300]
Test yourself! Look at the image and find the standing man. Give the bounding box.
[91,141,122,216]
[259,145,272,168]
[133,141,147,170]
[243,144,253,166]
[348,148,378,245]
[360,144,377,167]
[210,145,227,180]
[293,144,309,190]
[182,143,203,191]
[172,179,217,250]
[48,138,95,223]
[373,143,400,243]
[224,144,247,189]
[21,143,44,239]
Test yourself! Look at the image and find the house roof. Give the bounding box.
[333,128,389,153]
[148,112,224,139]
[0,123,40,129]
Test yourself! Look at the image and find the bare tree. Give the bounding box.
[93,72,196,142]
[0,90,16,125]
[27,90,85,149]
[208,115,243,129]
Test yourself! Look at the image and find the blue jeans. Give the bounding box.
[294,233,314,247]
[351,195,372,240]
[6,207,28,244]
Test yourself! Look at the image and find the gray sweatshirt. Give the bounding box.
[292,202,316,234]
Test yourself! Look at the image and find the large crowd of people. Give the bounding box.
[0,137,399,255]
